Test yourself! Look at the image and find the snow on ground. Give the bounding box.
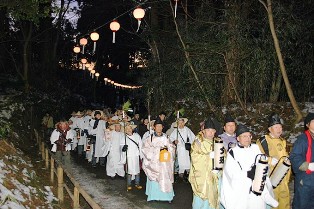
[69,163,153,209]
[0,140,57,208]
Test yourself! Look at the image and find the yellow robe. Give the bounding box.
[189,132,221,209]
[256,134,291,209]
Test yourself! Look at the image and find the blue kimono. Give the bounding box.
[290,132,314,209]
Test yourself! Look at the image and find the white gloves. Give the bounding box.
[308,162,314,171]
[270,157,279,166]
[212,170,219,174]
[209,151,215,159]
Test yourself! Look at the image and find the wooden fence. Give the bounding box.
[34,129,102,209]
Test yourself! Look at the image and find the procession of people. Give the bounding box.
[47,107,314,209]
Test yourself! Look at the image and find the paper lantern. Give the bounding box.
[133,7,145,32]
[73,46,80,53]
[104,78,108,85]
[79,38,88,54]
[81,58,87,70]
[91,69,96,78]
[95,72,100,81]
[110,21,120,43]
[90,32,99,53]
[174,0,179,18]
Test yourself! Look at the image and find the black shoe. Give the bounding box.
[174,174,179,183]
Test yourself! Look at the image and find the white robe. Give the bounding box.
[73,117,87,149]
[220,144,278,209]
[50,129,74,152]
[120,133,142,175]
[69,125,78,150]
[142,129,154,142]
[89,119,107,157]
[170,126,195,173]
[103,130,125,177]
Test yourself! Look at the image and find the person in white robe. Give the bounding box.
[120,122,142,191]
[88,110,107,168]
[170,117,195,180]
[220,124,278,209]
[142,118,175,202]
[142,120,155,142]
[68,119,78,151]
[72,111,87,156]
[103,122,125,178]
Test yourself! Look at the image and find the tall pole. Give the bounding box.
[123,111,128,191]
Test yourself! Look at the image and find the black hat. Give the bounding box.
[159,111,166,116]
[268,113,283,127]
[204,116,223,136]
[304,112,314,128]
[154,118,164,126]
[224,114,235,125]
[94,111,101,115]
[204,118,216,129]
[236,124,250,137]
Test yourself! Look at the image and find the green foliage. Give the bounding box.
[122,100,132,111]
[0,120,11,139]
[3,0,50,25]
[140,0,314,114]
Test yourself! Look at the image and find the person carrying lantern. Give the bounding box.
[189,116,223,209]
[256,113,291,209]
[142,119,175,203]
[220,124,278,209]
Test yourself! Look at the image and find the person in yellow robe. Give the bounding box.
[256,113,291,209]
[189,117,222,209]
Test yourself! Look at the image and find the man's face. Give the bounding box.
[268,124,283,138]
[154,124,163,133]
[203,128,216,139]
[143,119,149,125]
[115,124,121,132]
[224,122,236,135]
[307,120,314,132]
[237,132,252,147]
[125,126,133,135]
[60,122,67,130]
[95,114,101,119]
[159,114,165,121]
[135,114,140,120]
[178,120,185,129]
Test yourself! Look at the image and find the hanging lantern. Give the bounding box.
[110,21,120,43]
[133,7,145,32]
[90,32,99,53]
[91,69,96,78]
[73,46,80,54]
[174,0,179,18]
[95,72,100,81]
[104,78,108,85]
[79,38,88,54]
[81,58,87,70]
[110,81,114,86]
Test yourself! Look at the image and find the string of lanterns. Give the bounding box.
[70,1,181,90]
[104,78,142,89]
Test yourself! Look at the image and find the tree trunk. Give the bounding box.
[22,22,33,93]
[259,0,303,122]
[269,72,282,102]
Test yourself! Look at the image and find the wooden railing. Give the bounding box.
[34,129,102,209]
